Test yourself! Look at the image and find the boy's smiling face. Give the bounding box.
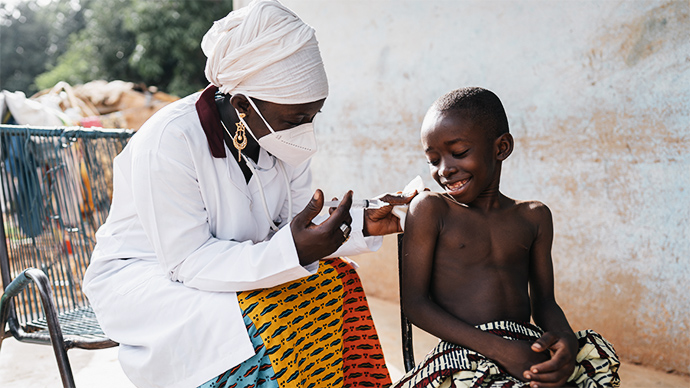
[421,108,510,206]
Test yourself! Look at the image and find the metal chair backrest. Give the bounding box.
[398,233,416,372]
[0,125,131,323]
[0,125,132,387]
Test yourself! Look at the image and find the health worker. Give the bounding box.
[82,1,413,388]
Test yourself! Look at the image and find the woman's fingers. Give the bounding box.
[292,189,324,226]
[291,190,354,266]
[328,196,338,215]
[322,191,353,230]
[377,189,420,206]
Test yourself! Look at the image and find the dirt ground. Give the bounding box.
[0,297,688,387]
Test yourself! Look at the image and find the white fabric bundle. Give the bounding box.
[202,0,328,104]
[392,176,425,232]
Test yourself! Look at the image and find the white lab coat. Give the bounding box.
[83,92,382,388]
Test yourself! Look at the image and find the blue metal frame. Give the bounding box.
[0,125,129,387]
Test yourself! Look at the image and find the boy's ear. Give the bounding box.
[495,133,514,161]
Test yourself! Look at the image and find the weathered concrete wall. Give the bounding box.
[238,0,690,374]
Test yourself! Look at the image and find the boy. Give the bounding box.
[394,87,619,388]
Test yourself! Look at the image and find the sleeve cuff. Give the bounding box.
[326,208,383,258]
[277,224,319,275]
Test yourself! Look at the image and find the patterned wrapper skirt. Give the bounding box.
[393,320,620,388]
[198,257,392,388]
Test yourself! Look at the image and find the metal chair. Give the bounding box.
[0,125,133,387]
[398,233,415,372]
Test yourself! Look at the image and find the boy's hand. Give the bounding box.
[363,190,418,236]
[494,339,549,382]
[523,331,578,387]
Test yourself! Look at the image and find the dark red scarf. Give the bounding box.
[195,84,227,158]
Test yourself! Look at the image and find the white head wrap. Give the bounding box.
[201,0,328,104]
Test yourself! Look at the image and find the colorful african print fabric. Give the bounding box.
[198,257,392,388]
[393,320,620,388]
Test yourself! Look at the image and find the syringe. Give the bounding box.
[322,199,390,209]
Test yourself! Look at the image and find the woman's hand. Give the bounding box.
[363,190,419,236]
[291,189,353,266]
[522,331,578,387]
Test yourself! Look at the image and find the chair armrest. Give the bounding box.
[1,268,65,348]
[1,268,78,386]
[1,269,35,344]
[1,269,34,300]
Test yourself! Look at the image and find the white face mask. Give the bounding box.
[235,96,318,168]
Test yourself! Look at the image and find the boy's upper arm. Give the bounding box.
[527,201,557,302]
[401,192,444,305]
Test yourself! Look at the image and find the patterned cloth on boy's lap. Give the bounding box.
[198,257,392,388]
[392,320,620,388]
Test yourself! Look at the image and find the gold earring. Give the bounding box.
[233,113,248,162]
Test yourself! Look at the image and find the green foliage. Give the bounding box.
[1,0,89,94]
[121,0,231,96]
[34,37,101,89]
[2,0,232,96]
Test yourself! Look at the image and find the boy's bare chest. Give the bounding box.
[435,211,535,267]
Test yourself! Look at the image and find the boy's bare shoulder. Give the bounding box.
[512,199,552,222]
[408,191,450,216]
